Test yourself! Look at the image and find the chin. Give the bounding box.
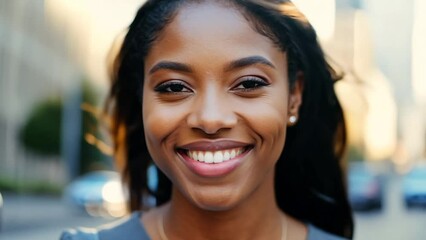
[185,187,244,212]
[193,198,240,212]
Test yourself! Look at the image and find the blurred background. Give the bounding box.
[0,0,425,239]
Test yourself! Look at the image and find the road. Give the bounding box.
[0,174,425,240]
[0,194,110,240]
[353,175,426,240]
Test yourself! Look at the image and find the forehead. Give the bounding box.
[169,2,252,42]
[145,2,283,65]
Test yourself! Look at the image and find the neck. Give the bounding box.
[162,173,283,240]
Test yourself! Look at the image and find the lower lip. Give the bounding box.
[178,150,250,178]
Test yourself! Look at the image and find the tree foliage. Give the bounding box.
[19,81,109,174]
[20,98,62,155]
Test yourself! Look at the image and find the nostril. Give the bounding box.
[186,112,237,135]
[188,118,236,135]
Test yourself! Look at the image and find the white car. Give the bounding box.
[63,171,127,218]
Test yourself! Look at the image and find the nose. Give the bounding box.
[186,90,237,134]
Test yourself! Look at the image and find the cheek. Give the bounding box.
[237,95,288,157]
[143,102,180,174]
[254,109,287,149]
[142,93,190,154]
[143,107,173,144]
[143,90,170,142]
[240,95,287,135]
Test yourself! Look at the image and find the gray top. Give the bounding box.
[60,212,347,240]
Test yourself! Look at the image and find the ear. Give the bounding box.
[287,71,304,126]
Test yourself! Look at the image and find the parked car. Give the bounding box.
[63,171,127,217]
[348,163,384,211]
[402,164,426,208]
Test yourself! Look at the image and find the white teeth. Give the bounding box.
[186,147,247,164]
[223,151,230,161]
[230,149,236,158]
[197,152,204,162]
[204,152,214,163]
[213,151,223,163]
[192,151,198,161]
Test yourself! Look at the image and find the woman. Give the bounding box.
[62,0,353,239]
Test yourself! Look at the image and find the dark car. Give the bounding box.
[402,164,426,208]
[63,171,127,217]
[348,163,384,211]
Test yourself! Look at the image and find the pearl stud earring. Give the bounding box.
[288,115,297,125]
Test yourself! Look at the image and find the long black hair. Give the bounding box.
[105,0,353,238]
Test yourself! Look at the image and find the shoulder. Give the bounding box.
[307,224,349,240]
[60,212,150,240]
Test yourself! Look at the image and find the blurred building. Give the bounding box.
[318,0,425,169]
[0,0,75,185]
[296,0,398,162]
[0,0,143,187]
[359,0,425,170]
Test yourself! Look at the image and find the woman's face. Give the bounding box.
[143,2,301,210]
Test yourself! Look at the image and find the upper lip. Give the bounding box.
[178,140,252,151]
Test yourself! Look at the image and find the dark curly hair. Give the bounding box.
[105,0,353,238]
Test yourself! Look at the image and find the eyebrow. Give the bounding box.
[225,56,276,71]
[148,56,275,75]
[149,61,193,75]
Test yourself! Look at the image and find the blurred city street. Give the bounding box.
[0,194,109,240]
[354,174,426,239]
[0,173,425,240]
[1,0,425,240]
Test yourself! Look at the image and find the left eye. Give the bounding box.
[232,77,269,91]
[154,81,192,93]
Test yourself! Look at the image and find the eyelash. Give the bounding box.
[153,76,269,94]
[232,77,269,92]
[154,81,192,93]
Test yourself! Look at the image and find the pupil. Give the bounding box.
[170,85,184,92]
[243,81,257,88]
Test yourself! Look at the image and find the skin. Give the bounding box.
[141,2,305,239]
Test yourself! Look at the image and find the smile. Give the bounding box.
[186,147,246,164]
[176,141,253,177]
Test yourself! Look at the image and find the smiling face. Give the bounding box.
[142,2,301,211]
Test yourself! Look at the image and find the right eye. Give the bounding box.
[154,81,192,93]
